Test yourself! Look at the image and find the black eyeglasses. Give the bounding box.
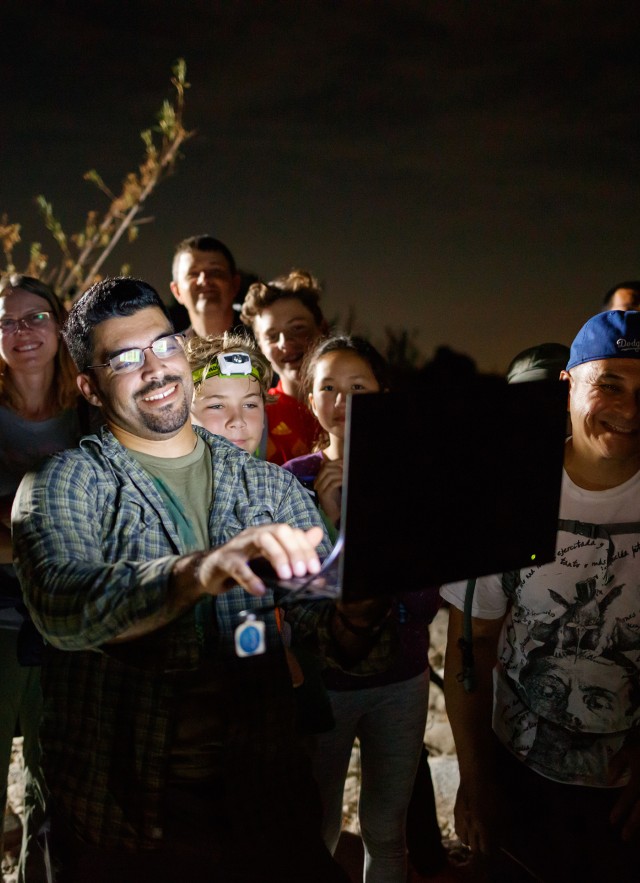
[88,333,185,374]
[0,311,55,334]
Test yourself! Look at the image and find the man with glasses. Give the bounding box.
[11,277,348,883]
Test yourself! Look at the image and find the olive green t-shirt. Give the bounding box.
[129,435,222,782]
[129,434,212,552]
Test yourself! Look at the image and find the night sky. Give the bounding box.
[4,0,640,372]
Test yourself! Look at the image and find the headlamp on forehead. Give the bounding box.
[192,351,261,384]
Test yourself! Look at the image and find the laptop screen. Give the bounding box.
[339,376,568,602]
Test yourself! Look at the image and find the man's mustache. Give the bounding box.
[135,375,184,401]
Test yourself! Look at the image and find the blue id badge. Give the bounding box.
[234,614,266,657]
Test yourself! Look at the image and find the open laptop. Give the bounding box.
[257,375,568,605]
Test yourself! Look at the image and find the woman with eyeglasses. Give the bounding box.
[0,274,93,882]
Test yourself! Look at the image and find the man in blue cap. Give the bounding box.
[442,310,640,881]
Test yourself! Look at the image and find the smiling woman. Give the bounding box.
[0,273,89,881]
[240,269,329,464]
[0,276,77,417]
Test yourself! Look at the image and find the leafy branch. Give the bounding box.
[2,58,194,301]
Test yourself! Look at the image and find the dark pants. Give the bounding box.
[491,741,640,883]
[406,743,447,875]
[51,778,349,883]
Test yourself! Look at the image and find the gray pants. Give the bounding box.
[493,739,640,883]
[311,671,429,883]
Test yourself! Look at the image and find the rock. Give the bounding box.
[425,720,457,757]
[429,756,460,839]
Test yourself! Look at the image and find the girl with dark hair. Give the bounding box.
[283,334,443,882]
[282,334,388,526]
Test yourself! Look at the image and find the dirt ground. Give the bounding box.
[2,606,461,883]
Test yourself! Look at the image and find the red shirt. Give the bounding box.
[265,380,320,465]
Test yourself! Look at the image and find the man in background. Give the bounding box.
[601,280,640,312]
[170,234,242,338]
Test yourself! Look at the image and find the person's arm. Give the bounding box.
[0,494,14,564]
[109,522,325,643]
[313,458,343,527]
[287,593,395,675]
[444,604,505,855]
[12,453,325,651]
[608,731,640,843]
[328,597,392,662]
[0,524,12,564]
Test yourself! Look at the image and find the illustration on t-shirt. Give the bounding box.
[493,521,640,786]
[529,575,625,659]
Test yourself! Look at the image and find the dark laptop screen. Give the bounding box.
[339,376,568,602]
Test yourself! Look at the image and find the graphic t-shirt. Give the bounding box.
[441,465,640,787]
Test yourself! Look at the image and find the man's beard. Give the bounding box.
[136,377,191,435]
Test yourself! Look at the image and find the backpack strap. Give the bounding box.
[501,569,521,600]
[558,518,640,538]
[558,518,640,565]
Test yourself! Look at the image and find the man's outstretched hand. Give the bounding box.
[196,523,325,598]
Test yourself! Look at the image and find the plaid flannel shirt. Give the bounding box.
[12,425,330,850]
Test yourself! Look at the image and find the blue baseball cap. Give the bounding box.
[566,310,640,371]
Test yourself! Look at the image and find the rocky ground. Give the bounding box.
[2,606,463,883]
[2,745,23,883]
